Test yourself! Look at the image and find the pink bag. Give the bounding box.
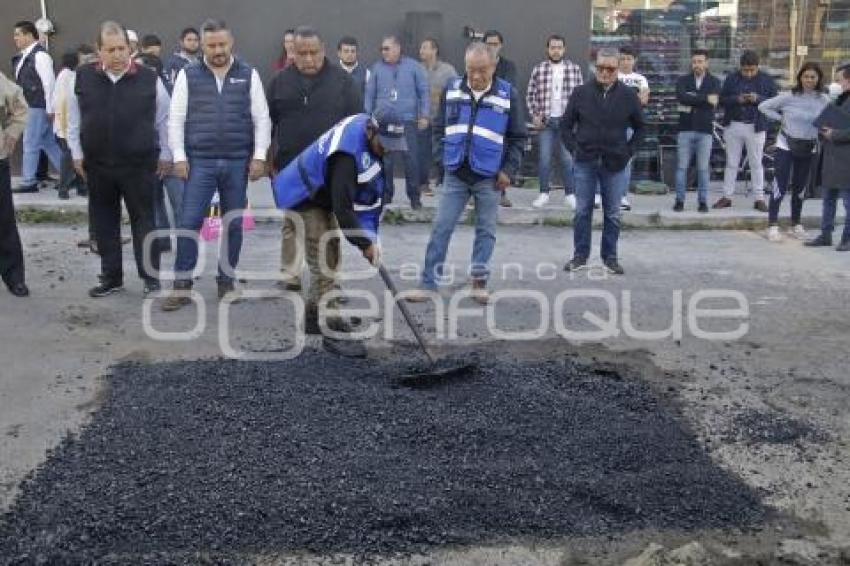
[200,199,254,241]
[200,203,221,241]
[241,202,255,231]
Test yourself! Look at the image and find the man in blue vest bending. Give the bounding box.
[272,113,390,357]
[407,42,527,305]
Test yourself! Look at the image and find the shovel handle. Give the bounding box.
[378,264,437,365]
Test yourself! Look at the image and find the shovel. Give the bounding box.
[377,264,477,388]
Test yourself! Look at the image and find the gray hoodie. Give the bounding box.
[759,90,830,143]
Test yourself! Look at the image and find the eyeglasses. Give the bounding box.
[596,65,618,73]
[381,46,393,51]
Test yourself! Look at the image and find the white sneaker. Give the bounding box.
[565,193,577,209]
[594,194,601,209]
[767,226,782,242]
[620,196,631,211]
[532,193,550,208]
[791,224,807,239]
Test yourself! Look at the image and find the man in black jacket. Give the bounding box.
[674,48,721,212]
[266,25,362,291]
[561,48,644,275]
[69,21,171,298]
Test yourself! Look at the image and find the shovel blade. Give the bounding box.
[394,363,478,389]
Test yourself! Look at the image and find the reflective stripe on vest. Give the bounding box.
[442,77,512,178]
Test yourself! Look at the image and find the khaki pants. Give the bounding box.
[281,204,340,305]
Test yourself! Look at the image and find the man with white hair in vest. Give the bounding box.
[407,42,527,305]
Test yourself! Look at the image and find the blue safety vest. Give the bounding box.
[442,77,512,178]
[272,114,385,241]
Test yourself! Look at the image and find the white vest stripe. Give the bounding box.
[445,124,468,137]
[357,161,382,184]
[353,198,383,212]
[328,115,359,155]
[471,126,504,145]
[482,94,511,110]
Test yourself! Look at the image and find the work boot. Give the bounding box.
[404,288,437,303]
[753,200,768,213]
[804,234,832,247]
[673,200,684,212]
[698,202,709,213]
[57,187,70,200]
[161,281,193,312]
[712,197,732,209]
[304,304,356,335]
[471,279,489,305]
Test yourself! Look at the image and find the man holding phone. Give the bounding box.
[715,50,777,211]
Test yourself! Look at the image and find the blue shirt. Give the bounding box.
[365,57,429,122]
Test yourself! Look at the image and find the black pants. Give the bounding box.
[88,165,160,284]
[0,159,25,287]
[768,147,813,226]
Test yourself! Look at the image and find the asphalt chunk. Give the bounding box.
[0,353,767,563]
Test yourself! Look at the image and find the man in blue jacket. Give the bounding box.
[715,50,777,211]
[406,42,527,305]
[365,35,429,209]
[272,113,392,357]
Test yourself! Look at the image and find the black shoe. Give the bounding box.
[57,188,70,200]
[143,279,161,295]
[698,202,709,213]
[805,234,833,247]
[76,187,88,197]
[276,279,302,292]
[673,200,684,212]
[754,200,769,213]
[603,258,625,275]
[322,336,368,358]
[89,279,123,298]
[12,183,38,194]
[564,257,588,272]
[217,279,236,300]
[836,240,850,252]
[6,282,29,297]
[411,201,423,211]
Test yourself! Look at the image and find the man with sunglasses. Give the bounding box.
[561,48,644,276]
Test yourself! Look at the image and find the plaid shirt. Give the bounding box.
[526,59,584,119]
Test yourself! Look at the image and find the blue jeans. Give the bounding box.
[155,175,185,234]
[675,131,712,204]
[820,187,850,243]
[174,158,249,283]
[538,117,574,194]
[384,120,421,206]
[573,159,627,261]
[417,125,433,187]
[421,172,499,289]
[21,108,62,185]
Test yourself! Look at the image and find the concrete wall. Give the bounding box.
[1,0,591,90]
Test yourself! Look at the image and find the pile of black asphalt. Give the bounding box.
[0,352,768,563]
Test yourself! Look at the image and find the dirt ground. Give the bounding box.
[1,222,849,564]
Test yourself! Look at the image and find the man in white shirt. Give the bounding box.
[614,46,650,211]
[11,20,63,193]
[162,18,271,310]
[527,34,584,210]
